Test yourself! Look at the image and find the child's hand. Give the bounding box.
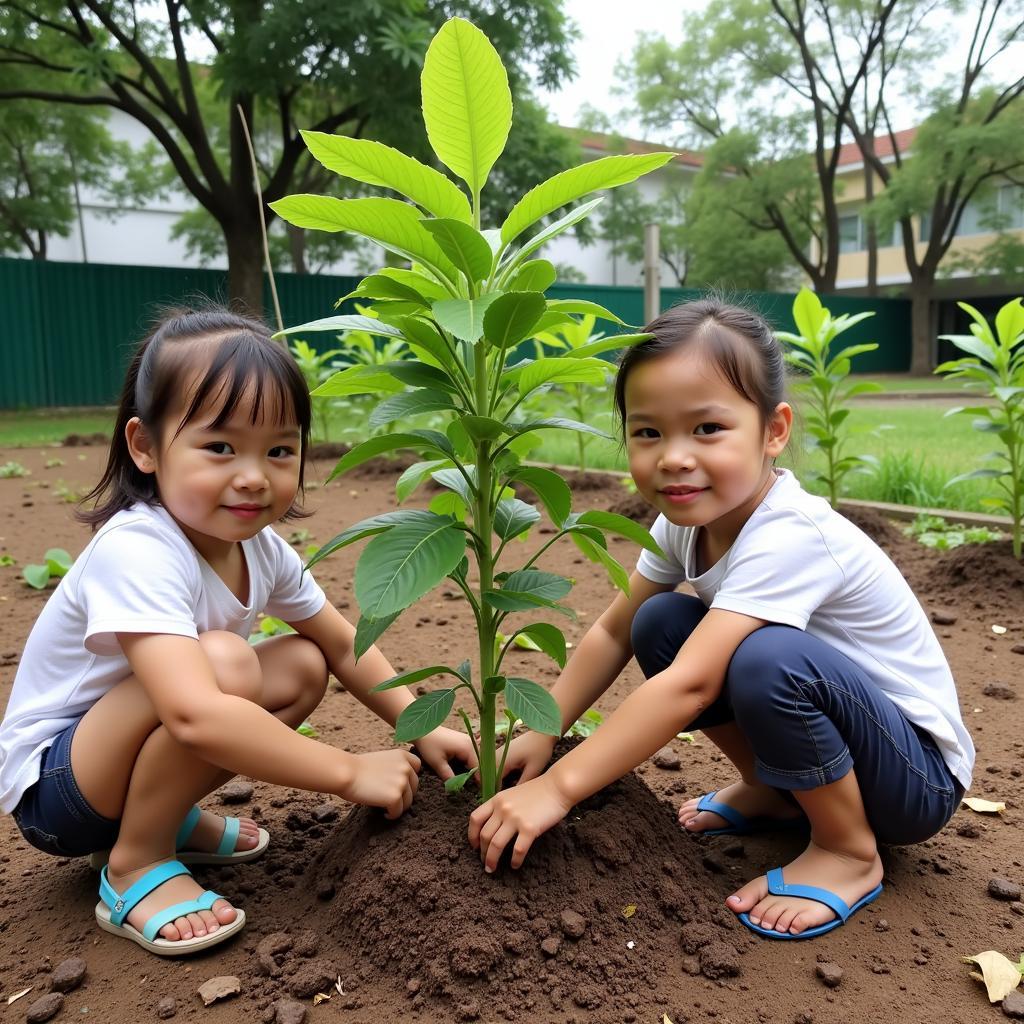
[468,774,574,871]
[340,750,421,819]
[414,725,479,782]
[500,731,558,784]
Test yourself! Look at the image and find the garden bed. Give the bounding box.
[0,443,1022,1024]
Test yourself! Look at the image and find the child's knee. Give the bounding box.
[294,638,329,701]
[198,631,262,702]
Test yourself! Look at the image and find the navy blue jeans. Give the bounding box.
[13,719,120,857]
[632,593,963,846]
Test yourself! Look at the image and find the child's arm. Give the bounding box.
[502,572,676,782]
[119,632,420,818]
[287,600,477,779]
[468,606,767,870]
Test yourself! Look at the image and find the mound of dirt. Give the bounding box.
[307,441,420,480]
[925,540,1024,608]
[605,492,657,528]
[292,747,736,1020]
[60,431,110,447]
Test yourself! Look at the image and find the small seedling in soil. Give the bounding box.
[0,461,28,478]
[287,528,312,546]
[566,708,603,738]
[248,615,297,645]
[0,554,14,567]
[22,548,72,589]
[297,720,318,738]
[778,288,882,508]
[44,458,64,469]
[272,16,671,801]
[937,297,1024,558]
[904,512,1003,550]
[53,481,85,504]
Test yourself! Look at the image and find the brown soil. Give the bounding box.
[1,447,1023,1024]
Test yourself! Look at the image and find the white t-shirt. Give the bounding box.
[0,503,326,814]
[635,469,974,791]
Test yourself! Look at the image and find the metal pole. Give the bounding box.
[643,222,660,324]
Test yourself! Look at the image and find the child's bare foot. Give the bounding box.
[181,809,261,854]
[726,840,884,935]
[105,857,238,942]
[678,780,803,833]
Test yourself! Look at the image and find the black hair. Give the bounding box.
[613,297,787,434]
[78,306,312,528]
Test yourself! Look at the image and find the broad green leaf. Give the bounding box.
[312,366,405,399]
[269,196,458,282]
[422,219,494,281]
[44,548,72,572]
[421,17,511,196]
[939,333,997,365]
[501,569,572,601]
[571,531,630,594]
[507,466,571,526]
[462,415,508,441]
[507,196,605,266]
[432,466,476,504]
[995,297,1024,347]
[329,430,454,481]
[386,361,462,395]
[374,267,449,301]
[828,343,878,367]
[429,491,467,519]
[274,313,404,341]
[22,564,50,589]
[396,459,450,503]
[494,498,541,540]
[433,294,501,343]
[394,689,456,742]
[516,357,609,395]
[507,417,613,442]
[300,130,471,221]
[505,677,562,736]
[341,275,432,305]
[371,663,469,692]
[569,332,651,359]
[483,291,547,349]
[507,259,557,292]
[354,610,401,660]
[369,389,457,429]
[394,316,456,371]
[484,589,576,618]
[544,299,628,326]
[575,509,665,556]
[500,153,675,245]
[791,287,827,343]
[356,515,467,619]
[511,622,567,668]
[307,509,440,569]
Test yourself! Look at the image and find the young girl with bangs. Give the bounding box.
[469,299,974,940]
[0,308,475,956]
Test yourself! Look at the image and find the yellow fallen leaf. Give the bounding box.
[962,951,1023,1003]
[962,797,1006,814]
[312,992,331,1006]
[663,1016,675,1024]
[7,987,32,1006]
[622,904,637,919]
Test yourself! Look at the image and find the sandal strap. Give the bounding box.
[141,890,222,942]
[765,866,851,921]
[696,792,748,832]
[99,861,191,926]
[174,805,203,849]
[215,816,240,857]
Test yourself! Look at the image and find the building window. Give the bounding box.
[921,184,1024,243]
[838,213,862,253]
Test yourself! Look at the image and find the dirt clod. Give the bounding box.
[273,999,307,1024]
[815,962,843,988]
[50,957,86,993]
[540,935,562,957]
[155,996,176,1019]
[560,909,587,939]
[989,877,1022,901]
[983,683,1017,701]
[197,976,240,1006]
[218,780,254,804]
[311,802,339,823]
[699,940,741,979]
[957,822,981,838]
[1003,991,1024,1019]
[930,610,958,626]
[26,992,63,1024]
[256,933,292,977]
[652,747,682,770]
[287,959,337,999]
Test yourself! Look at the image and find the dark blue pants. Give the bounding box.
[632,593,962,845]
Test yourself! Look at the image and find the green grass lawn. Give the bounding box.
[0,408,115,447]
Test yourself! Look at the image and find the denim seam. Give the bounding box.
[785,676,954,797]
[757,746,851,780]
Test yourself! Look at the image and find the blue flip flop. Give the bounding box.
[737,866,884,940]
[691,792,807,837]
[95,860,246,956]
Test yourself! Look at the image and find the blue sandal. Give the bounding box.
[737,866,883,940]
[690,792,807,837]
[95,860,246,956]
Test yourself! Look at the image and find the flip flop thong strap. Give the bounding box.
[175,805,203,849]
[765,867,852,921]
[99,861,191,927]
[696,792,747,832]
[141,890,222,942]
[215,816,240,857]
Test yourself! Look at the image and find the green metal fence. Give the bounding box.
[2,258,911,409]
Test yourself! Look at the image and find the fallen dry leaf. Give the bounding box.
[962,797,1006,814]
[313,992,331,1006]
[6,987,32,1006]
[197,976,240,1006]
[663,1016,675,1024]
[622,904,637,919]
[962,951,1023,1003]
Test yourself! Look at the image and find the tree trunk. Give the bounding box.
[864,165,877,297]
[908,278,935,375]
[287,224,308,275]
[225,219,265,318]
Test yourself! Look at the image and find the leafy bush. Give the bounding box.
[271,17,670,800]
[937,298,1024,558]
